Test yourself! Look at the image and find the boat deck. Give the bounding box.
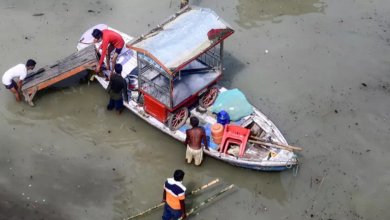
[178,109,270,160]
[21,45,98,106]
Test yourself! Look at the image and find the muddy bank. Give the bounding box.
[0,0,389,219]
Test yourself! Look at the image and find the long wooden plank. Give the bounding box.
[23,46,95,85]
[250,136,302,151]
[22,45,97,91]
[25,62,96,95]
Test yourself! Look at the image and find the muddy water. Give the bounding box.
[1,0,390,219]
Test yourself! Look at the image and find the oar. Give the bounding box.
[250,136,302,151]
[248,140,293,151]
[178,184,235,220]
[125,179,219,220]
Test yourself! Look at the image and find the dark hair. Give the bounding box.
[115,64,122,74]
[190,117,199,127]
[174,170,185,181]
[26,59,36,67]
[92,29,103,39]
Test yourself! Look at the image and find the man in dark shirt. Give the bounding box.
[107,64,128,114]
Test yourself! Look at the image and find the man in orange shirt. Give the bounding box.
[162,170,186,220]
[92,29,125,80]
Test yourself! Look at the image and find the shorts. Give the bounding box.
[4,80,16,90]
[162,203,182,220]
[115,48,122,54]
[186,145,203,166]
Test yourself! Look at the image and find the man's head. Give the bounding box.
[173,170,185,182]
[115,64,122,75]
[92,29,103,41]
[26,59,36,70]
[190,116,199,127]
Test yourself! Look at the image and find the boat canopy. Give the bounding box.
[129,5,234,74]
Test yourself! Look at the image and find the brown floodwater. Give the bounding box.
[0,0,389,219]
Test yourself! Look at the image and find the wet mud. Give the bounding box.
[0,0,389,219]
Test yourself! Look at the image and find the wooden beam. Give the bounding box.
[25,61,96,95]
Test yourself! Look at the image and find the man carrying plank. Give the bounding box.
[162,170,186,220]
[91,29,124,80]
[2,59,36,102]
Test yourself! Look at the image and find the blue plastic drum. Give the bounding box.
[217,110,230,127]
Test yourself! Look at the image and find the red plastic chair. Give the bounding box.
[220,125,251,158]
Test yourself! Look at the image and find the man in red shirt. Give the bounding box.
[92,29,125,79]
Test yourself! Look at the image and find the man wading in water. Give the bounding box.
[2,59,36,102]
[184,117,209,166]
[106,64,128,114]
[162,170,186,220]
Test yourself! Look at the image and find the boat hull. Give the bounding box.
[94,76,297,171]
[78,25,298,172]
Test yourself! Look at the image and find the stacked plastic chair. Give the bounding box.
[219,125,250,157]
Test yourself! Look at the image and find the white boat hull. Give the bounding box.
[80,25,299,171]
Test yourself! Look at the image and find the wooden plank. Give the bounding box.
[25,62,95,95]
[27,87,38,106]
[22,45,97,92]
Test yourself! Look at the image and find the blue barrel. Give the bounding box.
[217,110,230,127]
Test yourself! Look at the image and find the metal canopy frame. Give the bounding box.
[131,5,233,111]
[128,5,234,76]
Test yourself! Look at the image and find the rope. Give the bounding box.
[292,164,299,177]
[285,153,299,177]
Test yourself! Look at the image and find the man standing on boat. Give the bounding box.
[2,59,36,102]
[184,117,209,166]
[91,29,125,80]
[162,170,186,220]
[106,64,128,114]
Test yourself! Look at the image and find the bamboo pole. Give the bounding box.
[250,136,302,151]
[248,140,293,151]
[178,184,235,220]
[125,179,219,220]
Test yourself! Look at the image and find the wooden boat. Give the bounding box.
[77,6,299,171]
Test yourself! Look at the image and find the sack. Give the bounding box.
[211,89,254,121]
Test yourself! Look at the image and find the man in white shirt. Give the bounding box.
[2,59,36,102]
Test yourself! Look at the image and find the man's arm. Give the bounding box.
[122,78,128,103]
[183,130,189,145]
[17,79,23,91]
[202,129,209,151]
[162,189,167,202]
[180,200,186,219]
[98,40,109,67]
[18,69,28,91]
[106,79,112,93]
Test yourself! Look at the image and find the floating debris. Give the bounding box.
[33,13,44,16]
